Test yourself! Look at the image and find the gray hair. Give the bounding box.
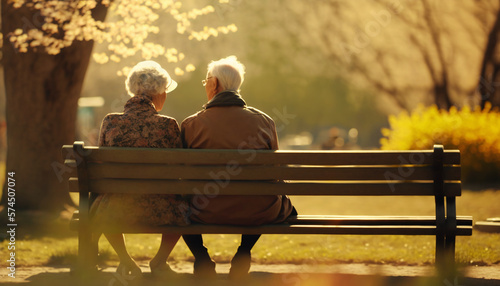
[125,61,176,97]
[207,56,245,92]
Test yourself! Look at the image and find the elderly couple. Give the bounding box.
[91,56,296,279]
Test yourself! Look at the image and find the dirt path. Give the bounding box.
[2,263,500,286]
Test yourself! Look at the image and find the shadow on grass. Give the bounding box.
[46,249,114,268]
[0,208,77,241]
[462,182,500,192]
[3,270,498,286]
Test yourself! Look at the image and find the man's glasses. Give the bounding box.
[202,76,213,86]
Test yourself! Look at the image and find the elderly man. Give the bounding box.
[181,56,295,278]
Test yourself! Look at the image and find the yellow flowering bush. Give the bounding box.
[380,104,500,183]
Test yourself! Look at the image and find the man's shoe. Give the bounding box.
[193,258,216,279]
[228,250,251,279]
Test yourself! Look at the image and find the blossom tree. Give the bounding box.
[282,0,500,111]
[0,0,236,214]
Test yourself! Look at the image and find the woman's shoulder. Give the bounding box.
[100,113,124,128]
[154,113,178,121]
[102,112,124,122]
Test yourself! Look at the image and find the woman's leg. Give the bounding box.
[104,233,141,275]
[91,233,101,267]
[149,234,180,272]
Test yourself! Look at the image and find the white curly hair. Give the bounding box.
[125,60,177,97]
[207,56,245,92]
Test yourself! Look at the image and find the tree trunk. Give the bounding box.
[1,1,108,213]
[434,83,452,110]
[478,4,500,109]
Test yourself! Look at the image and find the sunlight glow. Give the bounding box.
[4,0,237,76]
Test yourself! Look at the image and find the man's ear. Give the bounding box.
[213,77,220,92]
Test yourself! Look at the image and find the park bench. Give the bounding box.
[62,141,472,275]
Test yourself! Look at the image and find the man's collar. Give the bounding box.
[204,90,246,109]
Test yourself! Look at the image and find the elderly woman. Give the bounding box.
[180,56,296,278]
[91,61,189,277]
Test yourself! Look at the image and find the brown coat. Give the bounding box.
[181,91,294,225]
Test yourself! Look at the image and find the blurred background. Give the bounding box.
[2,1,499,150]
[71,0,396,151]
[0,0,499,212]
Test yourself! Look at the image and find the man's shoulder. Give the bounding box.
[245,106,275,122]
[181,109,206,127]
[181,106,276,127]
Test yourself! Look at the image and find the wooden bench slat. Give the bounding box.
[287,215,473,226]
[475,221,500,233]
[86,163,461,181]
[62,146,460,166]
[66,167,461,182]
[70,217,472,236]
[65,164,461,181]
[70,214,473,235]
[65,159,77,168]
[70,212,473,226]
[88,224,473,236]
[76,179,461,196]
[70,211,472,225]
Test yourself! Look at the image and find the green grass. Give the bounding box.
[1,189,500,267]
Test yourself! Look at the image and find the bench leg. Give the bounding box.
[436,233,457,278]
[74,226,98,276]
[441,197,458,278]
[435,233,446,271]
[443,235,457,277]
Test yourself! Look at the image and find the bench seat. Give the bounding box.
[70,212,472,235]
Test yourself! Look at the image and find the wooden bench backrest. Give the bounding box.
[62,142,461,197]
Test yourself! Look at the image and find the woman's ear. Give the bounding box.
[152,91,166,111]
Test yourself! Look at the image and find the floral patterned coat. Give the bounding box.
[90,94,190,227]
